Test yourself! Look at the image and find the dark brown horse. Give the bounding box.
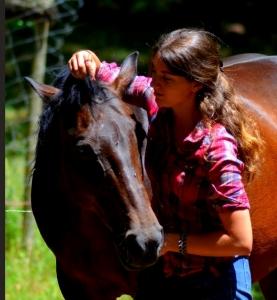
[25,52,163,300]
[223,54,277,300]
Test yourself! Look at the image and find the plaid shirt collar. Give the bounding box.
[182,120,210,145]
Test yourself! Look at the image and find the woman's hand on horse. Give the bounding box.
[68,50,101,80]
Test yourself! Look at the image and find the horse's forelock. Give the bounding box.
[60,73,113,107]
[38,67,116,138]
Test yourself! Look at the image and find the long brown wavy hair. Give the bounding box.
[151,28,263,182]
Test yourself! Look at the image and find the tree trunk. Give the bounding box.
[22,18,50,252]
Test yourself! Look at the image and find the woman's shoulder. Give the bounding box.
[209,122,233,138]
[209,122,237,145]
[206,122,239,160]
[188,121,236,149]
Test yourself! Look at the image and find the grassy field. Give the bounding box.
[5,155,64,300]
[5,222,64,300]
[5,154,265,300]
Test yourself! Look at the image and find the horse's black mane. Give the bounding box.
[39,66,112,136]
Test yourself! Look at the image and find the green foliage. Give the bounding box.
[62,26,154,75]
[5,152,63,299]
[5,221,64,300]
[92,0,181,12]
[5,211,23,250]
[5,105,28,156]
[5,155,25,203]
[116,294,134,300]
[6,18,35,31]
[252,283,265,300]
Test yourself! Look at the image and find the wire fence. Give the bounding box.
[5,0,84,209]
[5,0,83,150]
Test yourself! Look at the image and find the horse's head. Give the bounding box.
[25,52,163,270]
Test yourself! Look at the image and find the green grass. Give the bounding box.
[5,155,25,202]
[252,283,265,300]
[5,153,64,299]
[5,223,64,300]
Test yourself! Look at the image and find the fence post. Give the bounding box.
[22,18,50,252]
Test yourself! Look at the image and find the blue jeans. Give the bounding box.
[136,256,252,300]
[206,256,252,300]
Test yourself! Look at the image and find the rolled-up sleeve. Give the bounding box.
[127,77,158,121]
[97,61,158,120]
[206,126,250,211]
[97,61,120,83]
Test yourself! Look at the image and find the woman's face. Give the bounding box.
[151,55,201,108]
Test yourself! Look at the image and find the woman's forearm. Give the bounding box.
[161,230,252,257]
[161,209,253,257]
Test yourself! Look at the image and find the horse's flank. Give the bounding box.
[224,55,277,297]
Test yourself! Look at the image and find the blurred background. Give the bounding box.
[5,0,276,299]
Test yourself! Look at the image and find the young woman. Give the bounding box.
[68,28,263,299]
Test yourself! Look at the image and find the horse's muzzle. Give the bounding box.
[118,229,164,270]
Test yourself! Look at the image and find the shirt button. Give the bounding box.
[176,171,186,185]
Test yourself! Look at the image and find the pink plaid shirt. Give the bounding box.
[97,61,250,274]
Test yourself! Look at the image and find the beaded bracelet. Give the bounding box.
[178,231,187,255]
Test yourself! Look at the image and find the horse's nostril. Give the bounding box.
[125,234,160,260]
[122,232,163,269]
[145,240,159,256]
[160,227,164,241]
[125,234,144,256]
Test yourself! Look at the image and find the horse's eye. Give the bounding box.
[76,144,94,159]
[72,143,105,179]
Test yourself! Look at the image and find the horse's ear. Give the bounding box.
[112,51,138,94]
[24,76,61,104]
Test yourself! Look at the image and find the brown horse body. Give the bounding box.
[224,54,277,299]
